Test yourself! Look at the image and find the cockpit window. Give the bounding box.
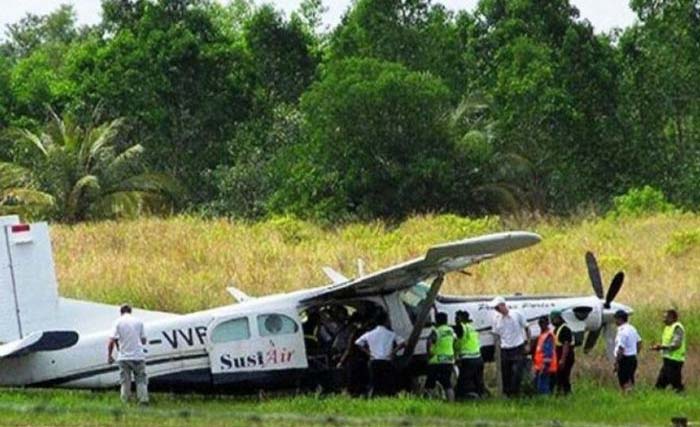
[211,317,250,343]
[258,314,299,337]
[400,281,431,323]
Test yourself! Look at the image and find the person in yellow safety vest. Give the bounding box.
[651,309,686,392]
[551,309,575,395]
[426,311,456,402]
[454,310,488,399]
[533,316,558,394]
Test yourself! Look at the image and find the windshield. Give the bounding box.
[400,281,431,324]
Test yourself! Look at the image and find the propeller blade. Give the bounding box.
[583,328,601,353]
[585,251,604,299]
[604,272,625,308]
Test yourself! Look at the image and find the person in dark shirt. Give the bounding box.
[550,309,575,394]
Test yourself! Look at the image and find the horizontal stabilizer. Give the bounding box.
[322,267,349,284]
[0,330,79,358]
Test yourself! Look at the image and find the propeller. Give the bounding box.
[605,272,624,308]
[583,252,625,356]
[585,251,604,299]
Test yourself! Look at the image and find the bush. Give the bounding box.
[664,229,700,257]
[608,186,677,218]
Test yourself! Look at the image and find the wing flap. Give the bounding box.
[0,330,79,358]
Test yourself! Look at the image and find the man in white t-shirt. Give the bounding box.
[613,310,641,392]
[490,296,531,396]
[108,304,148,404]
[354,311,405,397]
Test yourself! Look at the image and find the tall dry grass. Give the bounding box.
[51,213,700,313]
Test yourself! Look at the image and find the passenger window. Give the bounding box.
[258,314,299,337]
[211,317,250,343]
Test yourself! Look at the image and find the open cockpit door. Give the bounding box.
[206,308,308,384]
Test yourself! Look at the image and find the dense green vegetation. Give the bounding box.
[0,384,697,426]
[1,0,699,222]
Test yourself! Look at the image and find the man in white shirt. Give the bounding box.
[613,310,642,393]
[108,304,148,404]
[490,296,531,396]
[354,311,405,397]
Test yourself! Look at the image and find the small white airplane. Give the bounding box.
[0,215,631,392]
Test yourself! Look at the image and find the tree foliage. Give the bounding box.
[13,110,180,222]
[0,0,699,222]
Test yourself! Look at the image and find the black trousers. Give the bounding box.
[555,351,575,394]
[426,363,454,390]
[501,345,526,397]
[456,357,487,398]
[655,358,684,392]
[368,360,396,396]
[617,356,637,387]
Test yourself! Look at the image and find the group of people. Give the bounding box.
[351,297,688,400]
[491,297,687,397]
[106,300,687,405]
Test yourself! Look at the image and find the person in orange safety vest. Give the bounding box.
[533,316,558,394]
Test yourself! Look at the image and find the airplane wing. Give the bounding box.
[0,330,79,358]
[302,231,541,303]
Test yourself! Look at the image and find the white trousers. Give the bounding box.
[118,360,149,403]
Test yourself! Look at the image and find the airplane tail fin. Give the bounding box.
[0,216,60,342]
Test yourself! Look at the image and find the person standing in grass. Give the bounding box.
[651,309,686,393]
[108,304,149,404]
[550,309,575,395]
[354,310,405,397]
[533,316,557,394]
[426,311,456,401]
[491,296,531,397]
[454,310,487,399]
[613,310,641,393]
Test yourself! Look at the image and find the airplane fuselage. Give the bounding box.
[0,289,628,392]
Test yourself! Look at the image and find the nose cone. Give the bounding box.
[610,301,633,315]
[602,301,633,322]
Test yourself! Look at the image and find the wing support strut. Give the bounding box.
[400,274,445,366]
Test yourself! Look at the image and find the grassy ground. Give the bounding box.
[0,384,697,427]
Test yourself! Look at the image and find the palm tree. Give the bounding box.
[14,110,181,222]
[0,162,54,219]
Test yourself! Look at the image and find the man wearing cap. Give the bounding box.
[454,310,487,398]
[107,304,149,404]
[550,309,575,394]
[490,296,531,397]
[613,310,642,393]
[651,309,686,393]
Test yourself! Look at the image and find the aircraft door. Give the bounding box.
[207,309,308,382]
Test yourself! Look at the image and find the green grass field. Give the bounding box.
[7,213,698,426]
[0,385,697,427]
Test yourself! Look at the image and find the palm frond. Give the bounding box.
[117,173,184,200]
[66,175,101,221]
[0,188,55,208]
[104,144,145,182]
[13,129,49,157]
[0,162,34,189]
[81,118,124,173]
